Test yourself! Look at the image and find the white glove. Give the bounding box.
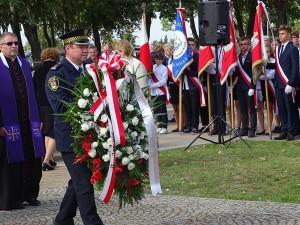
[248,89,254,96]
[285,85,293,94]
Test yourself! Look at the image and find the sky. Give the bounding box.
[133,14,198,45]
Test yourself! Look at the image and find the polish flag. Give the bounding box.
[198,46,214,77]
[139,13,152,73]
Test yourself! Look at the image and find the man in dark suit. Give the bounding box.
[45,28,104,225]
[274,25,299,141]
[235,37,257,138]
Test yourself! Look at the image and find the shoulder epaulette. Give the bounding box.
[50,63,63,71]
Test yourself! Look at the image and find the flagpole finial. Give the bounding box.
[141,2,146,12]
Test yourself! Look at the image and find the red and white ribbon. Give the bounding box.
[188,76,206,106]
[237,60,251,87]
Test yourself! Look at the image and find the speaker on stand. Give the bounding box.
[184,0,250,150]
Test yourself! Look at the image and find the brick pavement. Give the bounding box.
[1,123,299,225]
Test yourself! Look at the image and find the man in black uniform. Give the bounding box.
[45,28,104,225]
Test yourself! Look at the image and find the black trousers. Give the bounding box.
[152,95,168,128]
[183,90,200,129]
[237,88,257,132]
[209,75,226,129]
[55,152,104,225]
[275,88,297,134]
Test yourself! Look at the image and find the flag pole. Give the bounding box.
[179,78,183,131]
[207,73,212,132]
[179,0,182,8]
[263,69,272,139]
[230,75,235,128]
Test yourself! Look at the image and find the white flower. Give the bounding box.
[126,147,133,154]
[81,123,90,131]
[131,131,138,139]
[107,138,113,145]
[102,154,110,162]
[122,122,128,129]
[88,149,96,158]
[102,142,111,150]
[140,131,145,140]
[127,162,135,170]
[116,150,122,158]
[122,157,130,165]
[99,127,108,136]
[126,104,134,112]
[131,116,139,126]
[100,114,108,123]
[91,142,99,149]
[85,115,92,120]
[143,153,149,160]
[92,95,99,102]
[134,145,142,151]
[128,154,135,160]
[83,88,91,97]
[78,98,88,108]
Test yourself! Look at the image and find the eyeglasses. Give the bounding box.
[1,41,19,46]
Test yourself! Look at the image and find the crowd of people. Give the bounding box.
[0,22,299,225]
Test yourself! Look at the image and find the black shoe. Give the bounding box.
[256,130,265,135]
[25,198,41,206]
[272,126,281,133]
[248,131,255,138]
[274,133,287,140]
[49,160,57,167]
[286,133,294,141]
[182,128,191,134]
[172,128,179,132]
[42,162,54,171]
[236,130,248,136]
[210,128,218,135]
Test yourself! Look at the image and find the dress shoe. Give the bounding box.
[272,126,281,133]
[49,160,57,167]
[235,129,248,137]
[42,162,54,171]
[274,133,287,140]
[248,131,255,138]
[182,128,191,134]
[172,128,179,132]
[256,130,265,135]
[286,133,294,141]
[25,198,41,206]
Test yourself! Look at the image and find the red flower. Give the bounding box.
[90,170,102,184]
[119,163,125,168]
[116,167,123,173]
[99,121,107,127]
[92,158,102,166]
[137,159,143,165]
[82,142,91,152]
[81,133,93,142]
[129,180,140,186]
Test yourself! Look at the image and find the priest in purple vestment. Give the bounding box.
[0,32,45,210]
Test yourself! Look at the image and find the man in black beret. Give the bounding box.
[45,28,104,225]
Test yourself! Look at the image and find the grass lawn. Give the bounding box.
[156,140,300,203]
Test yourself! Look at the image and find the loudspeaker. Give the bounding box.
[198,0,230,46]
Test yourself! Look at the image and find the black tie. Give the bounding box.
[78,67,83,74]
[279,45,284,57]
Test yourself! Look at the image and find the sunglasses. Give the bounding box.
[1,41,19,46]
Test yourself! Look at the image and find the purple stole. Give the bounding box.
[0,53,45,163]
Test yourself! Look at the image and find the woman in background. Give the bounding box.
[33,48,60,171]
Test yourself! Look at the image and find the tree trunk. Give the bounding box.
[92,23,101,53]
[49,20,56,47]
[274,0,287,27]
[245,1,257,37]
[42,20,52,47]
[187,12,199,48]
[23,23,41,63]
[233,1,245,37]
[10,6,25,58]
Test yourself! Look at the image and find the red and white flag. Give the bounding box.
[139,13,152,73]
[219,8,238,85]
[198,46,214,77]
[252,0,268,84]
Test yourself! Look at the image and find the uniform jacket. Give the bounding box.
[45,57,81,152]
[273,41,299,89]
[183,51,199,91]
[236,51,255,90]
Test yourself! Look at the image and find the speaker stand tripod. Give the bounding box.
[184,45,251,151]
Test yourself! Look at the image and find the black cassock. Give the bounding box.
[0,57,42,210]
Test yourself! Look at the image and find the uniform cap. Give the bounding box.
[59,28,91,45]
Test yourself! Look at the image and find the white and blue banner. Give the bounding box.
[172,8,193,81]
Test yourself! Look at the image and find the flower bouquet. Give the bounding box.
[61,57,161,208]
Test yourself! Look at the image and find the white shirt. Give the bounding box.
[147,64,168,96]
